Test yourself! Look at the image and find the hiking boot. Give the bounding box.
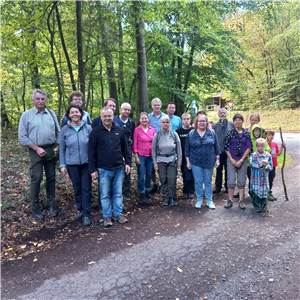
[224,200,233,209]
[195,201,202,209]
[238,201,246,209]
[268,193,277,201]
[139,193,150,205]
[82,216,91,226]
[169,197,177,206]
[32,211,44,221]
[49,207,58,217]
[103,217,113,227]
[115,215,128,224]
[162,198,169,207]
[75,212,83,220]
[207,201,216,210]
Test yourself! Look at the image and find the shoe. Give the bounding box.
[115,215,128,224]
[48,207,58,217]
[233,194,239,198]
[224,200,233,209]
[163,198,169,206]
[169,197,177,206]
[268,193,277,201]
[213,189,221,194]
[32,211,44,221]
[207,201,216,210]
[139,193,151,205]
[145,191,151,199]
[103,217,113,227]
[82,216,91,226]
[195,201,202,209]
[75,212,83,220]
[238,201,246,209]
[188,193,195,199]
[150,184,158,194]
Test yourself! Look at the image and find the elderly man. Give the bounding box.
[213,107,234,193]
[60,91,92,127]
[88,108,131,227]
[167,102,181,131]
[114,103,135,200]
[91,98,117,128]
[148,97,167,133]
[18,89,60,221]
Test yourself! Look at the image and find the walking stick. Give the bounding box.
[279,127,289,201]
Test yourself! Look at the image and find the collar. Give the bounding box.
[33,107,47,114]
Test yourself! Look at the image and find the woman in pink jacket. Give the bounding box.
[133,112,156,205]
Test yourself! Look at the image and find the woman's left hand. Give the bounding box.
[215,159,220,168]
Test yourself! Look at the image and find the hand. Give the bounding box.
[154,164,158,171]
[135,157,140,166]
[262,160,268,166]
[36,147,46,157]
[91,171,98,181]
[125,164,131,175]
[186,161,192,170]
[235,159,243,168]
[60,167,67,175]
[215,159,220,168]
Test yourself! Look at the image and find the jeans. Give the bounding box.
[215,151,227,191]
[29,148,57,213]
[191,165,213,204]
[157,162,177,198]
[67,164,91,217]
[137,156,153,194]
[98,167,124,218]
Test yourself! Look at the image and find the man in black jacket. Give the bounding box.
[89,108,131,227]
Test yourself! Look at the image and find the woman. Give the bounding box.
[133,112,156,204]
[186,114,220,209]
[152,115,182,207]
[224,113,252,209]
[59,105,92,225]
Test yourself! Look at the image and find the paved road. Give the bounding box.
[2,133,300,300]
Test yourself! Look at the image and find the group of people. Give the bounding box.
[18,89,283,228]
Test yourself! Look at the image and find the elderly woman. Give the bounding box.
[152,115,182,207]
[133,112,156,205]
[186,114,220,209]
[224,113,252,209]
[59,105,92,225]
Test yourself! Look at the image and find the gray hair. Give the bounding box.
[151,97,162,105]
[120,102,131,110]
[101,107,114,116]
[160,115,170,123]
[32,89,47,99]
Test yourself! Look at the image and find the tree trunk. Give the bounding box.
[54,1,76,91]
[76,1,85,95]
[21,65,26,112]
[133,1,148,113]
[31,40,40,89]
[183,43,195,93]
[1,91,11,129]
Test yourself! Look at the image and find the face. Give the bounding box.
[101,110,114,127]
[69,107,82,122]
[266,132,274,142]
[32,92,47,110]
[152,101,162,113]
[257,142,264,153]
[234,117,243,129]
[106,100,116,113]
[167,104,176,116]
[121,105,131,118]
[71,96,83,108]
[140,114,149,126]
[182,115,191,128]
[253,127,261,139]
[218,108,227,120]
[161,119,170,131]
[196,115,207,130]
[250,116,259,125]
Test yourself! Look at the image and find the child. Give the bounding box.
[266,130,284,201]
[249,138,273,213]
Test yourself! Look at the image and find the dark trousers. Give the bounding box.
[247,166,251,192]
[123,172,131,197]
[269,168,276,191]
[67,164,91,217]
[158,162,177,198]
[29,148,56,213]
[181,161,194,194]
[215,151,227,191]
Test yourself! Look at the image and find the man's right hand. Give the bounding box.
[91,171,98,181]
[36,147,46,157]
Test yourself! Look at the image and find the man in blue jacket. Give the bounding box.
[88,108,131,227]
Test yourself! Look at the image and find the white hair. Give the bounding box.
[151,97,162,105]
[120,102,131,110]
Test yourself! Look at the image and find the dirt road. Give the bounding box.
[2,133,299,300]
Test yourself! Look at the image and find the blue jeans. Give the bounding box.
[98,167,124,218]
[137,156,153,194]
[191,165,214,205]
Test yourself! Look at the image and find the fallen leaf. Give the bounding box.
[124,226,132,230]
[126,242,133,246]
[176,267,183,273]
[97,237,103,241]
[174,223,180,228]
[33,257,38,262]
[88,261,96,265]
[155,232,160,235]
[20,244,27,249]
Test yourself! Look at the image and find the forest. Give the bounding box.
[1,0,300,127]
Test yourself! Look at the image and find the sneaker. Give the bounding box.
[32,211,44,221]
[233,194,239,198]
[115,215,128,224]
[224,200,233,209]
[238,201,246,209]
[169,197,177,206]
[207,201,216,210]
[75,212,83,220]
[82,216,92,226]
[48,207,58,217]
[195,201,202,209]
[103,217,113,227]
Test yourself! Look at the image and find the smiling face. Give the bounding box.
[140,114,149,127]
[121,104,131,119]
[196,114,207,130]
[152,100,162,114]
[182,115,191,128]
[32,92,47,111]
[161,118,170,131]
[71,96,83,108]
[101,108,114,128]
[257,142,265,153]
[167,104,176,116]
[234,117,243,130]
[218,108,227,120]
[106,100,116,113]
[69,107,82,123]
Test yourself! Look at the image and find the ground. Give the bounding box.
[1,131,299,300]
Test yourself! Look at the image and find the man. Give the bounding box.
[114,103,135,200]
[60,91,92,127]
[92,98,117,128]
[167,102,181,131]
[18,89,60,221]
[88,108,131,227]
[148,98,167,133]
[176,113,194,199]
[213,107,234,193]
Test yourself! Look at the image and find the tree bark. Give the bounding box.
[54,1,76,91]
[183,43,195,93]
[1,91,11,128]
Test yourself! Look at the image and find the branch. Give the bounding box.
[279,127,289,201]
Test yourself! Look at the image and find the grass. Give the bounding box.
[207,109,300,132]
